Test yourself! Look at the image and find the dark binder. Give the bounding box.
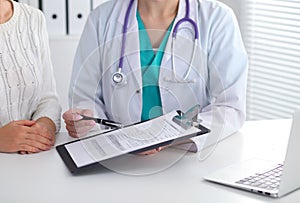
[56,107,210,174]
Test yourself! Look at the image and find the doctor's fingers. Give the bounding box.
[66,124,94,138]
[64,117,95,129]
[63,109,94,122]
[137,147,163,155]
[74,120,95,128]
[67,128,91,138]
[63,112,82,123]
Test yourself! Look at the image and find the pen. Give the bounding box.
[79,114,123,129]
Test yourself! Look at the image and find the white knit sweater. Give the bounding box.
[0,1,61,131]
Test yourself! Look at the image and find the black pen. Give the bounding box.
[79,114,123,129]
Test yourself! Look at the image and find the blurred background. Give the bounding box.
[15,0,300,127]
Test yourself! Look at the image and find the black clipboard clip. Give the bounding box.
[172,104,201,129]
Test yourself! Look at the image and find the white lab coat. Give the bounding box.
[69,0,248,152]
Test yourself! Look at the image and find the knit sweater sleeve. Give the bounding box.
[31,10,61,132]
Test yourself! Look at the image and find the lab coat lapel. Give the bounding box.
[161,0,200,68]
[160,0,201,114]
[161,0,185,67]
[161,0,198,68]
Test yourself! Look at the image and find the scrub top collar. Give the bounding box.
[116,0,200,35]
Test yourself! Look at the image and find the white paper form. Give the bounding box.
[66,111,202,167]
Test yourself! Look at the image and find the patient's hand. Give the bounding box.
[0,120,54,153]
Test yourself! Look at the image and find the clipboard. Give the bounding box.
[56,106,210,174]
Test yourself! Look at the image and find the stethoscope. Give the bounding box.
[112,0,199,86]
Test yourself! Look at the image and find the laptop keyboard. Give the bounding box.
[235,164,283,191]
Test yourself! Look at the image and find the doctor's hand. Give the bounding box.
[136,146,169,155]
[0,120,54,153]
[63,108,96,138]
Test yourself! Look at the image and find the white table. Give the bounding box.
[1,119,299,203]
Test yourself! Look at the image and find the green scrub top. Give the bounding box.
[137,11,174,121]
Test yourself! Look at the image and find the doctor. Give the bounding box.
[63,0,248,154]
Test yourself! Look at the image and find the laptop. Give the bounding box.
[204,109,300,198]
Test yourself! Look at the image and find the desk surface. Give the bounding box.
[1,119,299,203]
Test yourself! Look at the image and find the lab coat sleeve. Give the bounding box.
[175,7,248,152]
[69,13,107,119]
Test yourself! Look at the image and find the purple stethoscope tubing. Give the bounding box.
[118,0,135,71]
[172,0,199,39]
[113,0,199,85]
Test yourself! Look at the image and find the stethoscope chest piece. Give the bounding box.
[112,70,127,87]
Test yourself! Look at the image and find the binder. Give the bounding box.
[41,0,67,36]
[92,0,109,9]
[68,0,91,35]
[56,106,210,174]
